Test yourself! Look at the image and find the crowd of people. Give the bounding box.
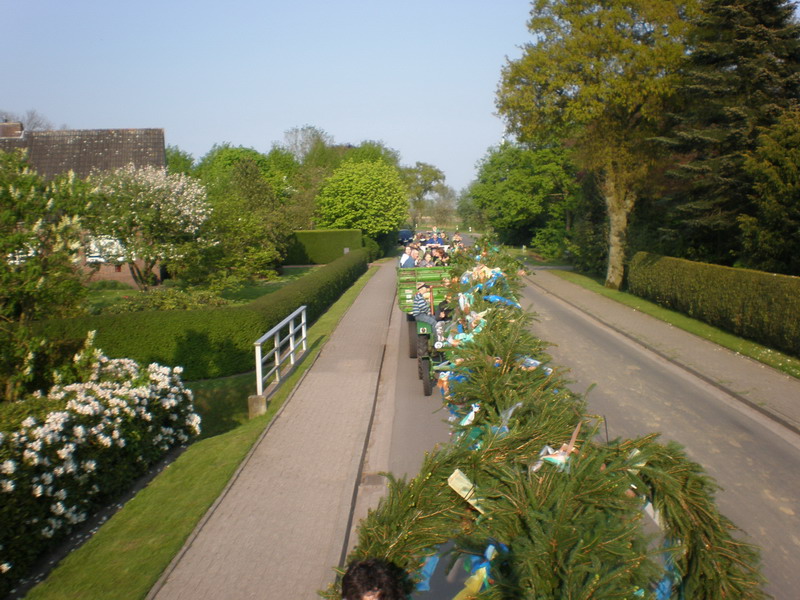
[398,229,464,269]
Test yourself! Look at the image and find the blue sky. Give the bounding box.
[2,0,531,191]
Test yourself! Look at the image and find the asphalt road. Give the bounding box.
[519,273,800,599]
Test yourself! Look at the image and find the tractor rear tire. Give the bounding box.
[408,321,417,359]
[421,357,433,396]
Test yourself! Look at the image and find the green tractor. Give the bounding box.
[397,266,452,395]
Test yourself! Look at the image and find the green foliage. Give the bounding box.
[283,229,363,265]
[343,140,401,167]
[739,106,800,276]
[628,252,800,357]
[497,0,696,288]
[0,150,89,402]
[470,142,577,246]
[86,280,133,291]
[165,145,195,176]
[402,162,446,228]
[0,335,200,597]
[660,0,800,265]
[33,250,369,381]
[316,161,408,238]
[362,237,380,262]
[194,158,290,289]
[103,288,232,313]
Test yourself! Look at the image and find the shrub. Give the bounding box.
[104,287,232,313]
[628,252,800,357]
[35,250,370,381]
[0,335,201,596]
[283,229,363,264]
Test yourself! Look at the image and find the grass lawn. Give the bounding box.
[548,269,800,380]
[218,266,320,302]
[23,263,380,600]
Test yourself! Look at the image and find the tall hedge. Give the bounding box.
[627,252,800,357]
[35,249,369,381]
[283,229,363,264]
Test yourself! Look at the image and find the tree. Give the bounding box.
[470,142,577,246]
[497,0,696,288]
[196,157,293,288]
[0,109,56,131]
[402,162,445,228]
[0,150,88,401]
[165,145,195,176]
[283,125,335,163]
[316,161,408,238]
[661,0,800,265]
[429,183,457,228]
[739,106,800,275]
[343,140,401,167]
[87,165,210,290]
[196,143,299,207]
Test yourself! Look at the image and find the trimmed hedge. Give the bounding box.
[284,229,363,264]
[628,252,800,357]
[35,249,369,381]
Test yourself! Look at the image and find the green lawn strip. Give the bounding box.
[24,264,381,600]
[549,269,800,380]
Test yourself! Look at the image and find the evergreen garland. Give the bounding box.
[323,239,766,599]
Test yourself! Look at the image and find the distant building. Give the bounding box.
[0,122,167,287]
[0,122,165,179]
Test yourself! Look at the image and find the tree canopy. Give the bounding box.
[87,165,210,290]
[0,150,88,400]
[497,0,697,288]
[316,161,408,239]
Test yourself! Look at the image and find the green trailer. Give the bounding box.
[397,266,451,359]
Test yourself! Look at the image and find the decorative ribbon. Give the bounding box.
[448,469,485,514]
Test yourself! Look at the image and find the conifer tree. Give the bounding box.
[664,0,800,265]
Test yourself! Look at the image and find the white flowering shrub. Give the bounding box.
[0,334,200,595]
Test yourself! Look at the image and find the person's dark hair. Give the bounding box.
[341,558,408,600]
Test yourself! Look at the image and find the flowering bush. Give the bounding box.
[0,334,200,596]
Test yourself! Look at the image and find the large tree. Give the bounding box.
[402,162,445,228]
[316,161,408,239]
[497,0,696,288]
[739,105,800,275]
[662,0,800,265]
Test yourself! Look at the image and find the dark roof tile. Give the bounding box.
[0,128,165,179]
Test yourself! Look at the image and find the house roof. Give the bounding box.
[0,128,166,179]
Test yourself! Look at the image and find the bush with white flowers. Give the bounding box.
[0,333,201,595]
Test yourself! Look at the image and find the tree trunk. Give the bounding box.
[600,164,636,290]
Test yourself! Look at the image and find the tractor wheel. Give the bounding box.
[416,334,429,358]
[421,358,433,396]
[408,321,417,359]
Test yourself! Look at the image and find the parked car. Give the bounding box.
[398,229,414,244]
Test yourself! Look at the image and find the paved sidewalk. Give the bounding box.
[147,260,397,600]
[525,268,800,435]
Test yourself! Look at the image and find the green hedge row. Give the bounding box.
[284,229,363,264]
[36,249,369,381]
[627,252,800,357]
